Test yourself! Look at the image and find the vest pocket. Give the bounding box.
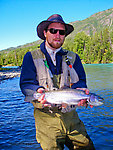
[39,77,48,88]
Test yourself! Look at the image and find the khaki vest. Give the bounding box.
[31,49,79,90]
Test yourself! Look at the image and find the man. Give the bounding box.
[20,14,95,149]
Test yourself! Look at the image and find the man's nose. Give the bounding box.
[55,31,60,38]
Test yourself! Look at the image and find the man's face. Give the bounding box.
[44,23,66,50]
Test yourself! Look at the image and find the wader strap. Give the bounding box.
[60,50,79,88]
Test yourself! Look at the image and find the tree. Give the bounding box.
[74,32,91,61]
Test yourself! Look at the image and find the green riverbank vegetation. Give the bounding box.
[63,28,113,64]
[0,28,113,67]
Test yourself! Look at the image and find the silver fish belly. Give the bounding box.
[33,89,103,106]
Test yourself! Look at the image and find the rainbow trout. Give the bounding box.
[33,88,103,106]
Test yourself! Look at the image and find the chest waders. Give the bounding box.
[31,49,95,150]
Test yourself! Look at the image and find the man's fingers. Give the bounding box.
[78,99,87,107]
[90,105,93,108]
[37,88,45,93]
[81,99,87,105]
[85,89,89,95]
[41,99,47,104]
[38,94,51,106]
[38,94,45,102]
[44,104,51,107]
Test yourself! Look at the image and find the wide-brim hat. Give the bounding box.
[37,14,74,40]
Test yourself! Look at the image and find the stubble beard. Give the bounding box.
[47,39,64,49]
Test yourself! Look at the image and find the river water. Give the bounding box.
[0,64,113,150]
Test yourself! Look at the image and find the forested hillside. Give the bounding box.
[0,7,113,66]
[63,28,113,64]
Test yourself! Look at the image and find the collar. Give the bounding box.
[46,45,61,55]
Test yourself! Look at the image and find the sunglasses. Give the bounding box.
[47,28,66,35]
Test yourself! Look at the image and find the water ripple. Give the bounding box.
[0,65,113,150]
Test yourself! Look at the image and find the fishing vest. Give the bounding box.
[31,48,79,91]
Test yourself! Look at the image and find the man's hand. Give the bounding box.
[37,88,46,104]
[77,88,93,108]
[37,88,50,107]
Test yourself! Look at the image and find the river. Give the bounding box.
[0,64,113,150]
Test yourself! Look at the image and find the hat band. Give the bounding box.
[48,17,65,23]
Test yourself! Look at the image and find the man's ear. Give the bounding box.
[44,30,46,38]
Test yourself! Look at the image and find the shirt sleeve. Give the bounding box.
[71,54,87,89]
[20,52,44,96]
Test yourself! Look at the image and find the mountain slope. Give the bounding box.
[68,7,113,39]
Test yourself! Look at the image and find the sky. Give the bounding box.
[0,0,113,50]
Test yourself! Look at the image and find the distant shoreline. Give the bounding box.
[0,63,113,81]
[0,68,21,81]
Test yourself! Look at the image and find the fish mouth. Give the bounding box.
[88,100,103,106]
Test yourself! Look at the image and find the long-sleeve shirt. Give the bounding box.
[20,41,87,96]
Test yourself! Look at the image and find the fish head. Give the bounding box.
[88,94,104,106]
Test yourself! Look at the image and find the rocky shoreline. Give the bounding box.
[0,68,21,81]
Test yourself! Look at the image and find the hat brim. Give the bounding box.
[37,20,74,40]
